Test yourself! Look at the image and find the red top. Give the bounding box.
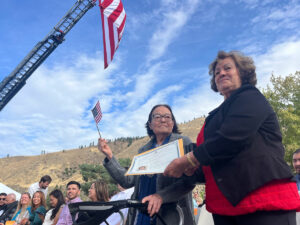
[196,123,300,216]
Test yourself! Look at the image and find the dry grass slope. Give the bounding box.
[0,117,205,193]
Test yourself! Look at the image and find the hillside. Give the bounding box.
[0,117,205,193]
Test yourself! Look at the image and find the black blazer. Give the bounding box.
[193,84,293,206]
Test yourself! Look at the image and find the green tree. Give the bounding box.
[79,158,132,196]
[262,72,300,163]
[118,158,131,168]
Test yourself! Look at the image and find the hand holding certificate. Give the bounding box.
[125,139,184,175]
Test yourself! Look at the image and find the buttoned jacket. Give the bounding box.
[193,85,293,206]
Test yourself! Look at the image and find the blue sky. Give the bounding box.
[0,0,300,157]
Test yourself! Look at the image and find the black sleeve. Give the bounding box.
[194,88,272,165]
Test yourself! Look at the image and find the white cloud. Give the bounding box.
[123,63,162,109]
[172,77,223,122]
[0,52,118,156]
[0,50,188,156]
[146,0,200,64]
[100,84,184,139]
[251,1,300,31]
[2,0,300,158]
[239,0,272,9]
[254,39,300,88]
[3,52,116,117]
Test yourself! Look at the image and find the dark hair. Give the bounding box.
[67,181,81,189]
[0,193,7,196]
[93,180,110,202]
[209,50,257,92]
[31,191,46,212]
[40,175,52,183]
[49,189,65,220]
[145,104,181,137]
[293,148,300,156]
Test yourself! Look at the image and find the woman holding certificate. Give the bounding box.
[164,51,300,225]
[98,104,196,225]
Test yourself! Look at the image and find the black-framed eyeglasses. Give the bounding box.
[0,198,6,200]
[152,114,172,121]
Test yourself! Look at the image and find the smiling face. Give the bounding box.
[149,106,174,138]
[40,181,50,189]
[20,193,30,206]
[32,192,42,207]
[49,195,58,208]
[67,184,80,201]
[214,57,242,99]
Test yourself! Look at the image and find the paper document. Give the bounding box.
[125,139,184,175]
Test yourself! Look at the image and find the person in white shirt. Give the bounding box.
[87,181,134,225]
[28,175,52,198]
[109,184,134,225]
[42,189,65,225]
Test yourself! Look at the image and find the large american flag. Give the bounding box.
[100,0,126,69]
[92,100,102,124]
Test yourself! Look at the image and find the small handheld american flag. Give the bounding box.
[92,100,102,137]
[92,100,102,124]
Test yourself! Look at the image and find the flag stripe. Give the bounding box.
[108,20,115,61]
[103,0,120,17]
[101,0,114,10]
[107,1,123,25]
[99,0,126,68]
[114,6,125,28]
[104,19,111,66]
[100,6,109,68]
[118,14,126,40]
[113,24,119,50]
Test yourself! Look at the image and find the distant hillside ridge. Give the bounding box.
[0,117,205,193]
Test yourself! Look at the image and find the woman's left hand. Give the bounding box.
[20,218,29,225]
[142,194,163,217]
[163,157,190,178]
[164,153,199,177]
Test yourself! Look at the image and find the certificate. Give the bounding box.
[125,139,184,175]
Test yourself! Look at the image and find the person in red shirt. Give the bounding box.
[164,50,300,225]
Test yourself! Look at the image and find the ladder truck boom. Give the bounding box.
[0,0,97,111]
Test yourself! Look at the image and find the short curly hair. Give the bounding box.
[209,50,257,92]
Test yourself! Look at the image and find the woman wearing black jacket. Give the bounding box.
[164,50,300,225]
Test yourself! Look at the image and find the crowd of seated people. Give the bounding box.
[0,175,135,225]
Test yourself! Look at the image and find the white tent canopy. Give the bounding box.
[0,183,21,200]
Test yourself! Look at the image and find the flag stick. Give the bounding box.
[95,122,102,138]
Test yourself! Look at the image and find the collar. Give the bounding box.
[153,134,171,147]
[207,84,256,118]
[68,197,81,204]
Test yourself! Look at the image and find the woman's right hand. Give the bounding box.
[19,218,29,225]
[142,194,163,217]
[164,152,199,178]
[98,138,113,160]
